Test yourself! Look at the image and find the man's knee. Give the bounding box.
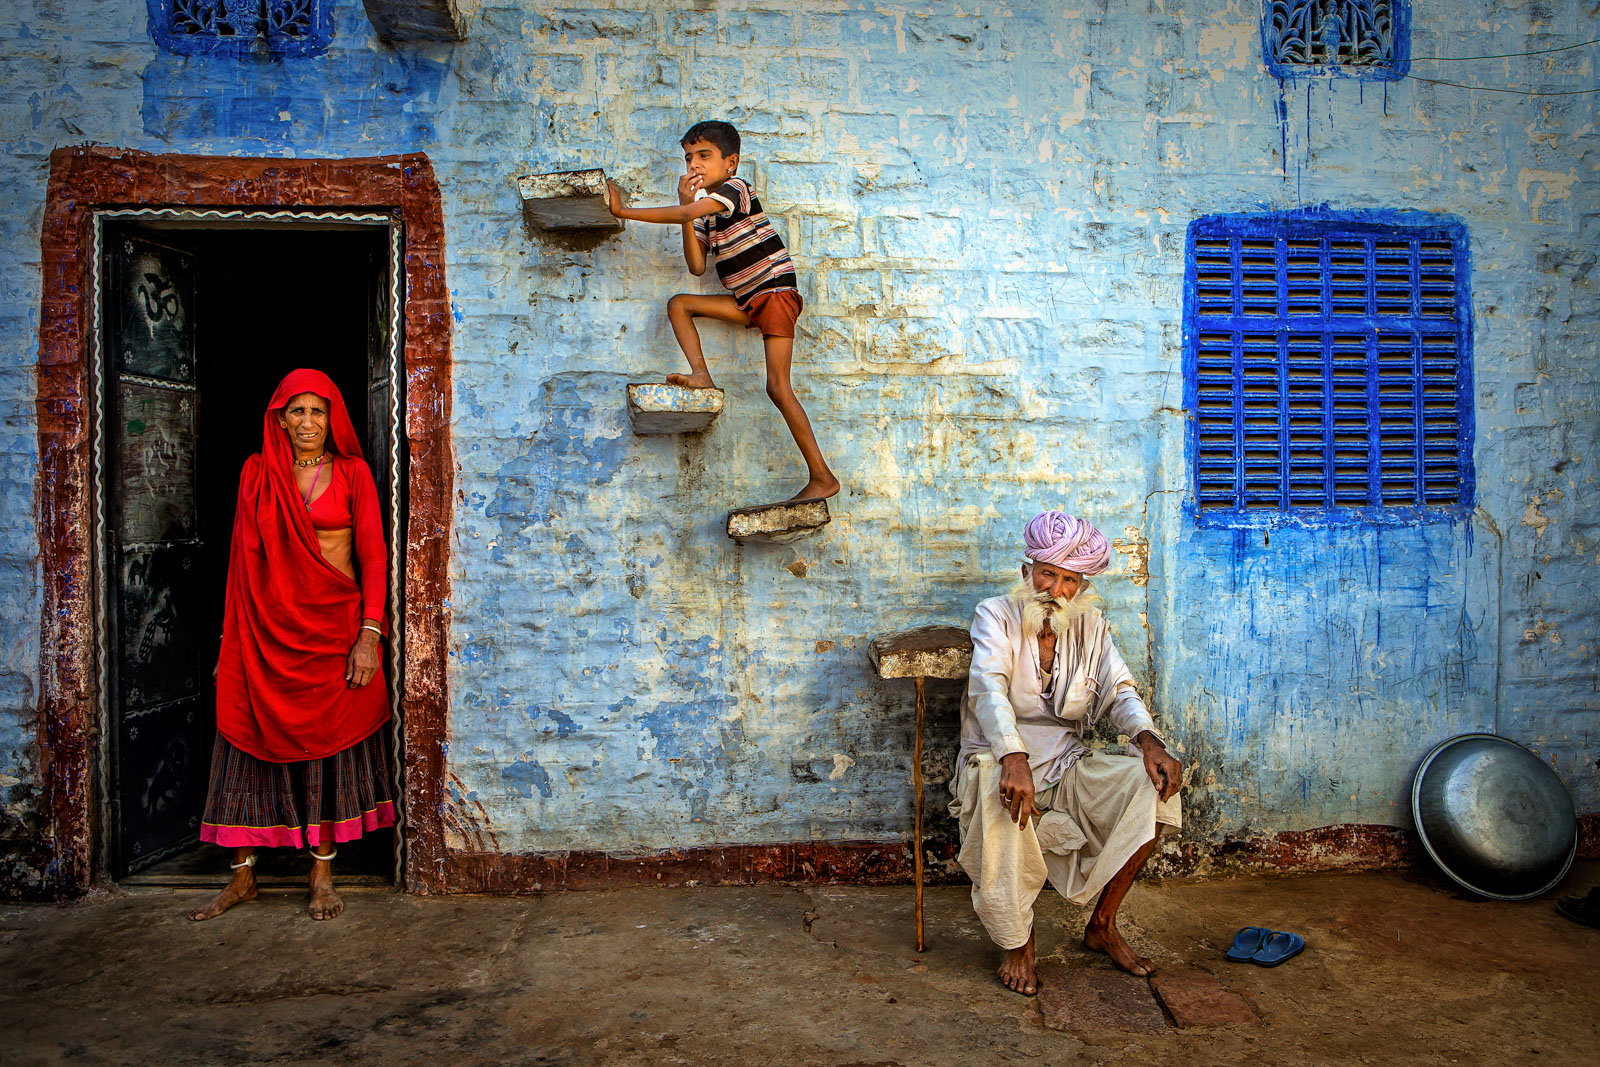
[764,376,792,403]
[667,293,696,319]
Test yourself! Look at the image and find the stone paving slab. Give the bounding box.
[516,168,623,233]
[869,625,973,680]
[1035,961,1170,1034]
[626,383,725,435]
[726,499,830,543]
[1149,966,1261,1028]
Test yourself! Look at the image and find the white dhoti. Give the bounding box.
[950,750,1181,949]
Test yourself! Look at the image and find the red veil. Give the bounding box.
[215,369,389,762]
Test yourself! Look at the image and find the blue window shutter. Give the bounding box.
[1184,212,1473,528]
[149,0,334,58]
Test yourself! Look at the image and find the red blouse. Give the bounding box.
[304,455,387,624]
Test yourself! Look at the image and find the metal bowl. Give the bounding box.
[1412,733,1577,901]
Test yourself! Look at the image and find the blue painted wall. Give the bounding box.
[2,2,1597,882]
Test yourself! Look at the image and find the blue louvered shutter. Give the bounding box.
[1185,214,1472,525]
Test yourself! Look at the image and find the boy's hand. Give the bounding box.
[606,180,624,217]
[677,171,703,205]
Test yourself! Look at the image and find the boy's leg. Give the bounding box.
[763,335,840,502]
[666,294,748,388]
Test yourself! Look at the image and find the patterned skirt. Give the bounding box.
[199,727,396,849]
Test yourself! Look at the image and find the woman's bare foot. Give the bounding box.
[665,372,716,389]
[997,929,1038,995]
[187,865,258,921]
[1084,921,1153,976]
[786,474,841,503]
[307,857,343,921]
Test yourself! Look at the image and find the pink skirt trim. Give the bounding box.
[200,801,395,850]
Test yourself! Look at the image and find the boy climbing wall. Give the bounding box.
[608,120,840,504]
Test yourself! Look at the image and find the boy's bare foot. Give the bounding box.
[785,475,841,504]
[186,867,258,921]
[308,864,343,921]
[997,928,1038,995]
[665,372,716,389]
[1084,920,1153,976]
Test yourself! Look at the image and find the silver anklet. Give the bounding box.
[229,855,257,870]
[308,847,337,862]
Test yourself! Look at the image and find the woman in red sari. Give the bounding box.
[188,369,394,922]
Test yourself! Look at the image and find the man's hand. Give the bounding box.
[997,752,1038,827]
[606,180,625,218]
[676,171,703,205]
[1136,731,1182,802]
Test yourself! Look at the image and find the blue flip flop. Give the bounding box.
[1225,926,1272,962]
[1251,930,1305,967]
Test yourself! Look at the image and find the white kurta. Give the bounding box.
[949,595,1181,944]
[957,595,1160,785]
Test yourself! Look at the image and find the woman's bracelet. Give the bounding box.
[359,624,384,638]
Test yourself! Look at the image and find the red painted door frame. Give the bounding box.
[34,147,454,895]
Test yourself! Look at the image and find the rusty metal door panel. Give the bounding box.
[106,230,207,877]
[114,236,196,383]
[116,697,206,869]
[116,382,197,543]
[116,545,203,710]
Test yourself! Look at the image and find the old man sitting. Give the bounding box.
[950,511,1182,994]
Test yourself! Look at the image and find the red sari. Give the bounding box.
[202,369,394,848]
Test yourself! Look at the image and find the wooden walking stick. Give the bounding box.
[868,625,974,953]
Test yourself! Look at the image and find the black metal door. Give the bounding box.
[363,233,406,880]
[365,241,395,519]
[105,231,208,877]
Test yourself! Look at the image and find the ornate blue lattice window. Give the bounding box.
[1183,212,1473,527]
[148,1,334,57]
[1262,1,1410,80]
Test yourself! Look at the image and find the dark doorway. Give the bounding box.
[100,220,401,887]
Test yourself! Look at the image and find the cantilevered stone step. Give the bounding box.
[868,625,974,681]
[516,168,623,233]
[626,383,725,435]
[726,499,830,544]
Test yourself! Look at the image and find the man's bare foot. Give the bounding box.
[665,372,716,389]
[997,929,1038,995]
[186,868,258,921]
[1084,921,1153,976]
[785,474,841,503]
[307,865,343,921]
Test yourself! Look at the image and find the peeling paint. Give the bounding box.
[5,2,1600,895]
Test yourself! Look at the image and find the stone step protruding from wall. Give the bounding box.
[362,0,467,42]
[726,499,830,544]
[868,625,974,681]
[626,383,725,435]
[516,169,623,234]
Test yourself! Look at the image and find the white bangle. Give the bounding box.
[360,624,384,638]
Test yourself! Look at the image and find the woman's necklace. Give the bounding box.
[300,455,326,511]
[293,452,325,469]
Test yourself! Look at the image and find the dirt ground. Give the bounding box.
[2,861,1596,1066]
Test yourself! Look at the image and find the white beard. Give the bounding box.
[1009,579,1100,640]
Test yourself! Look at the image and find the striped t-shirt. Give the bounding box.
[693,177,798,309]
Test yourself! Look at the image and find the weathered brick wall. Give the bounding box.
[1,1,1596,889]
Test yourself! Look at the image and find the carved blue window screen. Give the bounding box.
[1262,1,1410,80]
[1183,213,1473,527]
[148,1,333,57]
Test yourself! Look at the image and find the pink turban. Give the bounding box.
[1022,510,1111,576]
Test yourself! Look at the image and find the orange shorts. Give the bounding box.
[744,290,803,339]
